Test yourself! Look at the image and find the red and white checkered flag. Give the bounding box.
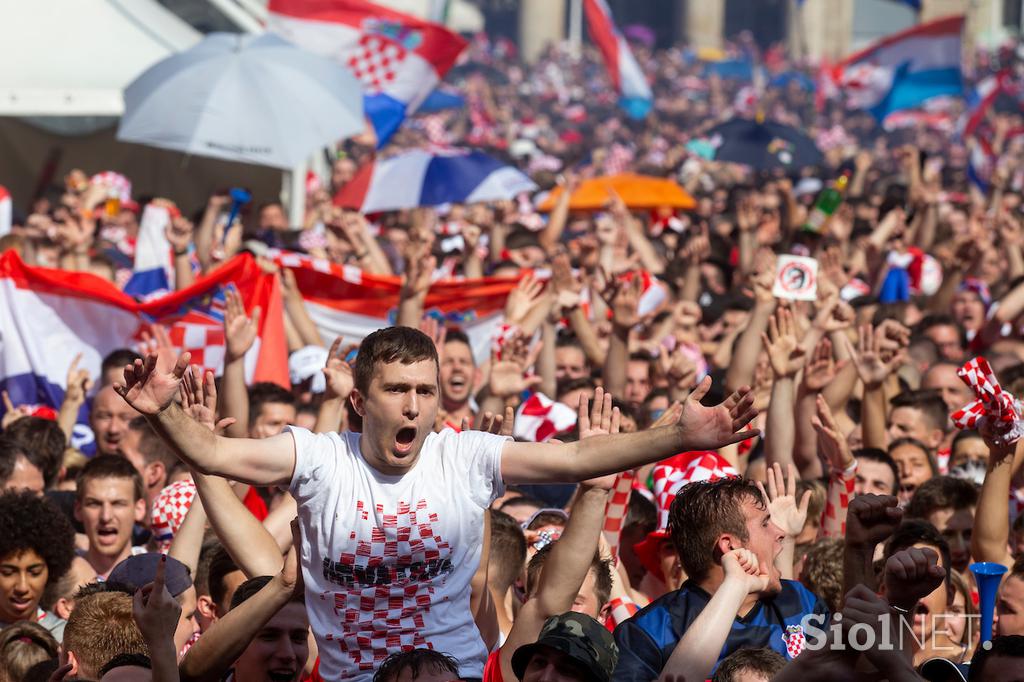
[514,393,577,443]
[951,356,1024,445]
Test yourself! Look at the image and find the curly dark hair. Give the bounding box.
[0,491,75,585]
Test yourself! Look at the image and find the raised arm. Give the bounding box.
[725,267,775,392]
[501,377,757,484]
[499,391,619,682]
[598,269,643,399]
[114,350,296,486]
[179,524,300,682]
[761,306,805,471]
[220,285,260,440]
[659,549,769,682]
[969,428,1019,569]
[132,557,181,682]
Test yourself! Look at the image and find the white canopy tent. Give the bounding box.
[0,0,283,215]
[0,0,201,118]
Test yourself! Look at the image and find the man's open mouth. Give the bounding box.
[267,669,297,682]
[395,427,417,454]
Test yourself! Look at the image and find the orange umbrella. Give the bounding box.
[537,173,696,212]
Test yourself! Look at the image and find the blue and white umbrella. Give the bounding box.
[336,148,538,212]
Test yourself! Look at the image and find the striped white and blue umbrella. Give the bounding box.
[335,148,537,212]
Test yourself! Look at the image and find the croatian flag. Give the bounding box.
[583,0,653,119]
[0,252,288,448]
[0,186,10,237]
[833,15,964,120]
[270,250,517,363]
[267,0,468,146]
[123,203,175,299]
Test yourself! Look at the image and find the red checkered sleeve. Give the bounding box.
[602,471,635,562]
[819,460,857,539]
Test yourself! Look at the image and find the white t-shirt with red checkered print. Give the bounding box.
[287,425,507,682]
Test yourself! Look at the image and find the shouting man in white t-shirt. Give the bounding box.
[114,326,757,681]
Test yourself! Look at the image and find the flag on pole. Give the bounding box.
[267,0,468,146]
[832,15,964,120]
[0,251,288,450]
[583,0,653,119]
[123,203,177,299]
[270,250,518,363]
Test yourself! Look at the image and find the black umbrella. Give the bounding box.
[705,118,824,170]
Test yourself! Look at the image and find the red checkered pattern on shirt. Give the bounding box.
[345,34,407,92]
[602,471,635,562]
[327,498,451,677]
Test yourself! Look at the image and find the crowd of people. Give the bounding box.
[3,24,1024,682]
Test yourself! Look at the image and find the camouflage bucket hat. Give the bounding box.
[511,612,619,682]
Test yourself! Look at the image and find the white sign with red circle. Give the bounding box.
[773,255,818,301]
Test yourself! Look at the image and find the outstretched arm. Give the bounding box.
[970,430,1019,569]
[499,391,619,682]
[501,377,757,484]
[115,350,296,486]
[179,523,301,682]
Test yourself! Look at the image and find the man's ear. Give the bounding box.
[65,649,80,676]
[350,388,366,417]
[196,594,218,622]
[715,533,741,560]
[54,596,74,621]
[145,461,167,489]
[928,428,945,450]
[134,497,147,524]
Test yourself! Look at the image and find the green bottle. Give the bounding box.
[802,174,849,233]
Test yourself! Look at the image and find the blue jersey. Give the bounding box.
[612,579,830,680]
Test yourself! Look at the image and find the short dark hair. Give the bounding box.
[884,520,953,591]
[443,328,472,351]
[906,476,978,519]
[556,376,597,402]
[525,545,613,610]
[488,509,526,592]
[853,448,899,495]
[917,313,962,335]
[127,417,177,471]
[890,390,949,433]
[968,635,1024,681]
[373,648,460,682]
[526,511,568,532]
[76,455,145,502]
[230,575,304,611]
[711,647,786,681]
[101,349,143,379]
[2,418,65,487]
[0,437,34,489]
[99,653,152,675]
[353,327,438,394]
[669,478,762,582]
[207,545,241,612]
[248,382,296,425]
[888,437,938,473]
[0,491,75,586]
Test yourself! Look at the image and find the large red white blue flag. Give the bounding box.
[831,15,964,120]
[583,0,652,119]
[270,249,517,361]
[0,251,288,449]
[267,0,468,146]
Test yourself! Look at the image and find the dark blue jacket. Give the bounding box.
[612,579,830,680]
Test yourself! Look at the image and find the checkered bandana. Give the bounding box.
[951,356,1024,446]
[151,480,197,553]
[651,452,739,530]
